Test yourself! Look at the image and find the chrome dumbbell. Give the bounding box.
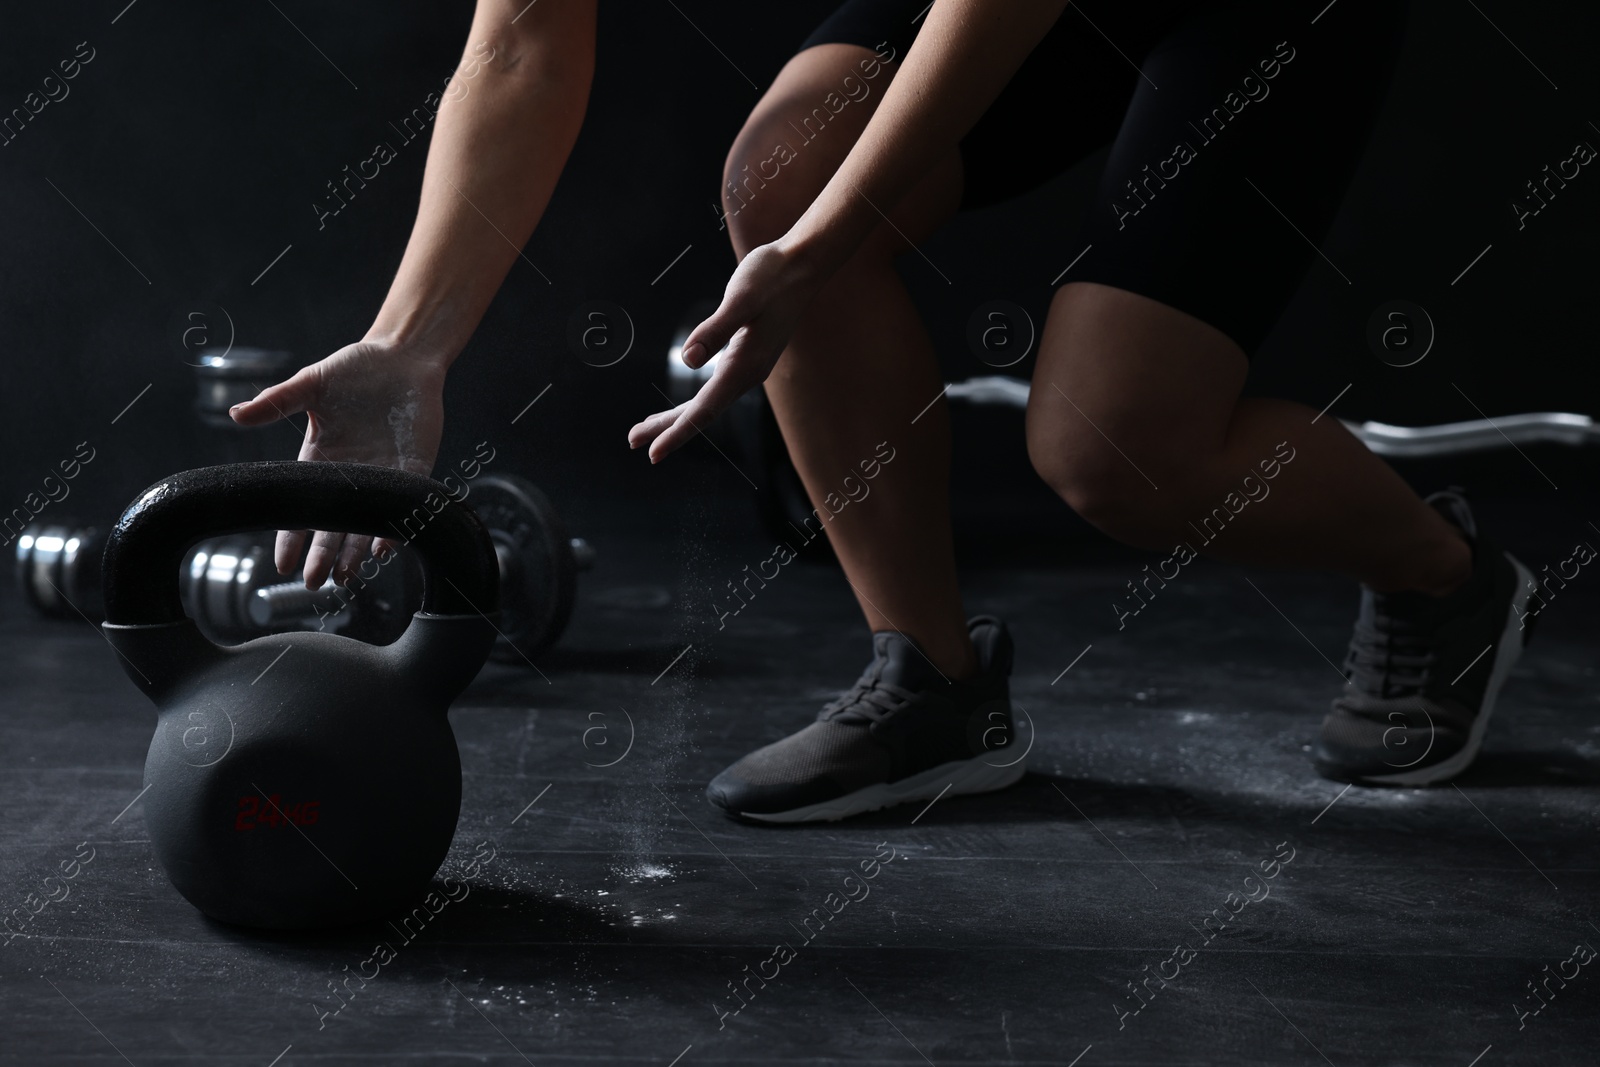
[16,474,593,661]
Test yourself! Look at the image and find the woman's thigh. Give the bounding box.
[1027,0,1409,484]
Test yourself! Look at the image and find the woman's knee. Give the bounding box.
[1024,284,1249,546]
[720,123,820,253]
[1025,401,1191,548]
[720,43,921,256]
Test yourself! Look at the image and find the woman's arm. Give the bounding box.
[630,0,1069,460]
[363,0,597,359]
[231,0,596,587]
[784,0,1069,276]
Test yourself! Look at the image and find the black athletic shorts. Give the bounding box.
[800,0,1409,355]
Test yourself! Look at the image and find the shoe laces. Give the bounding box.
[819,676,917,726]
[1343,595,1437,700]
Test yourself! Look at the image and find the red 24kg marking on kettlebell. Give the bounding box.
[235,795,321,831]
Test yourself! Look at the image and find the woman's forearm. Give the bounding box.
[364,0,596,365]
[781,0,1068,273]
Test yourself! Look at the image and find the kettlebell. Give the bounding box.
[100,462,499,930]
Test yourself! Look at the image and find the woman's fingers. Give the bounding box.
[644,412,702,462]
[229,365,320,427]
[679,295,744,370]
[275,528,308,578]
[302,529,348,590]
[333,534,374,585]
[627,406,684,449]
[647,358,762,463]
[234,343,444,589]
[278,529,389,585]
[239,369,325,577]
[636,243,813,458]
[680,243,790,367]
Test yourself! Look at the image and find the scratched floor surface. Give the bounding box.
[2,481,1598,1066]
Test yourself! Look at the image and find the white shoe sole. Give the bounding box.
[736,753,1028,824]
[1358,554,1535,786]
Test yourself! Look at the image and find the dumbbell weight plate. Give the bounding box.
[469,474,577,662]
[193,347,297,429]
[179,535,275,644]
[15,524,106,619]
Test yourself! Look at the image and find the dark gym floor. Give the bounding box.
[4,478,1598,1066]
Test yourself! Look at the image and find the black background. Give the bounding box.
[3,11,1598,1061]
[2,0,1596,536]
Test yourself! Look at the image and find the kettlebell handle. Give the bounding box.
[101,462,499,625]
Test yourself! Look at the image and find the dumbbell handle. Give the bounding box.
[249,580,350,629]
[250,537,594,631]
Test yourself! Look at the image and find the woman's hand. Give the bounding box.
[229,340,448,589]
[628,241,822,462]
[633,0,1068,460]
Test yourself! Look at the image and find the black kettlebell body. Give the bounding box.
[101,462,499,929]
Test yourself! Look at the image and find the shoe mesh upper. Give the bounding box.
[1319,698,1465,765]
[1317,489,1518,778]
[709,618,1015,812]
[726,720,891,788]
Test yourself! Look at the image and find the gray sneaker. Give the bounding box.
[705,616,1026,822]
[1313,490,1536,785]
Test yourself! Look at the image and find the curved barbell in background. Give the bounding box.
[937,375,1600,458]
[669,322,1600,462]
[1336,411,1599,458]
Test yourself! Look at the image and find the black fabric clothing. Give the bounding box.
[799,0,1408,353]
